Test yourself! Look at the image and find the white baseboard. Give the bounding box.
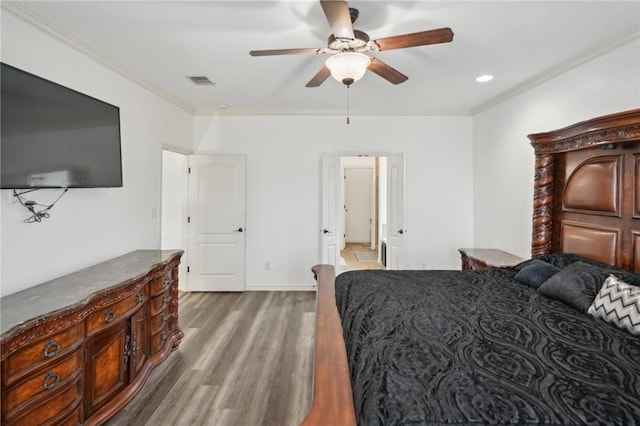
[244,285,316,292]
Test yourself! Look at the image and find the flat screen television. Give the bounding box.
[1,62,123,189]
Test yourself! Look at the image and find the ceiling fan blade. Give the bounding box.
[306,66,332,87]
[250,48,323,56]
[373,27,454,51]
[367,58,408,85]
[320,0,355,40]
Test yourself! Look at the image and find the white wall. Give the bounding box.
[194,115,474,289]
[1,11,194,296]
[5,7,633,296]
[473,39,640,259]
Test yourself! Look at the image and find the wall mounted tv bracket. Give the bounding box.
[12,188,69,223]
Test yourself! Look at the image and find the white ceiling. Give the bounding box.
[5,1,640,116]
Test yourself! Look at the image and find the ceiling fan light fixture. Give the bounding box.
[325,52,371,86]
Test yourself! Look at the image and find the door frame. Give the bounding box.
[160,146,191,291]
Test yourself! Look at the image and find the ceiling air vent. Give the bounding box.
[187,76,215,86]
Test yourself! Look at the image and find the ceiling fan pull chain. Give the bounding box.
[346,85,350,124]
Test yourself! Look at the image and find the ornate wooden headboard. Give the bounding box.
[528,109,640,272]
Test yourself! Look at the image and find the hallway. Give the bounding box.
[340,242,385,272]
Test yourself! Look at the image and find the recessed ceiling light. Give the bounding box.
[475,74,494,83]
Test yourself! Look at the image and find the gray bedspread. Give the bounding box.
[335,264,640,425]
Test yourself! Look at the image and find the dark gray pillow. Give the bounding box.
[515,259,560,289]
[537,261,610,312]
[514,253,588,271]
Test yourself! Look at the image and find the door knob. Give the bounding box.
[234,227,244,232]
[323,229,332,234]
[398,229,404,234]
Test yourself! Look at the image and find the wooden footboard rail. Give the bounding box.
[301,265,357,426]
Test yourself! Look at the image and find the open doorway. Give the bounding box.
[321,153,404,272]
[340,156,385,272]
[161,149,189,291]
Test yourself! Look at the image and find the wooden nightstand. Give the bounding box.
[458,248,525,270]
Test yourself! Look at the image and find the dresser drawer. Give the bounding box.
[149,311,170,335]
[149,323,172,355]
[55,403,84,426]
[4,323,83,386]
[149,288,172,316]
[5,375,83,426]
[149,271,174,296]
[86,290,145,334]
[3,348,83,415]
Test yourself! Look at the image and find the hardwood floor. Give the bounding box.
[107,291,315,426]
[340,242,385,272]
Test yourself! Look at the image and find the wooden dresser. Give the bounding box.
[458,248,524,270]
[0,250,183,426]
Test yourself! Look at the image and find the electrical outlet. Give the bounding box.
[264,261,271,271]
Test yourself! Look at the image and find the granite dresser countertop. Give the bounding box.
[1,249,183,337]
[458,248,526,267]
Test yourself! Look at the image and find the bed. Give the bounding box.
[301,109,640,426]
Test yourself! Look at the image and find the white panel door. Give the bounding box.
[188,155,245,292]
[321,154,341,269]
[386,154,405,269]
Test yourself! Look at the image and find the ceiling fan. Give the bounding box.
[249,0,454,88]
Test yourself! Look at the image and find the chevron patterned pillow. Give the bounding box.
[588,275,640,335]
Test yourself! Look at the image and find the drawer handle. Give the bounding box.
[137,292,144,304]
[124,335,131,371]
[43,340,61,358]
[164,275,171,287]
[163,294,172,305]
[132,332,139,366]
[43,372,60,390]
[161,313,169,325]
[104,308,116,323]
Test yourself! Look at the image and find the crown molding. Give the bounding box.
[471,27,640,115]
[193,108,471,117]
[2,2,196,114]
